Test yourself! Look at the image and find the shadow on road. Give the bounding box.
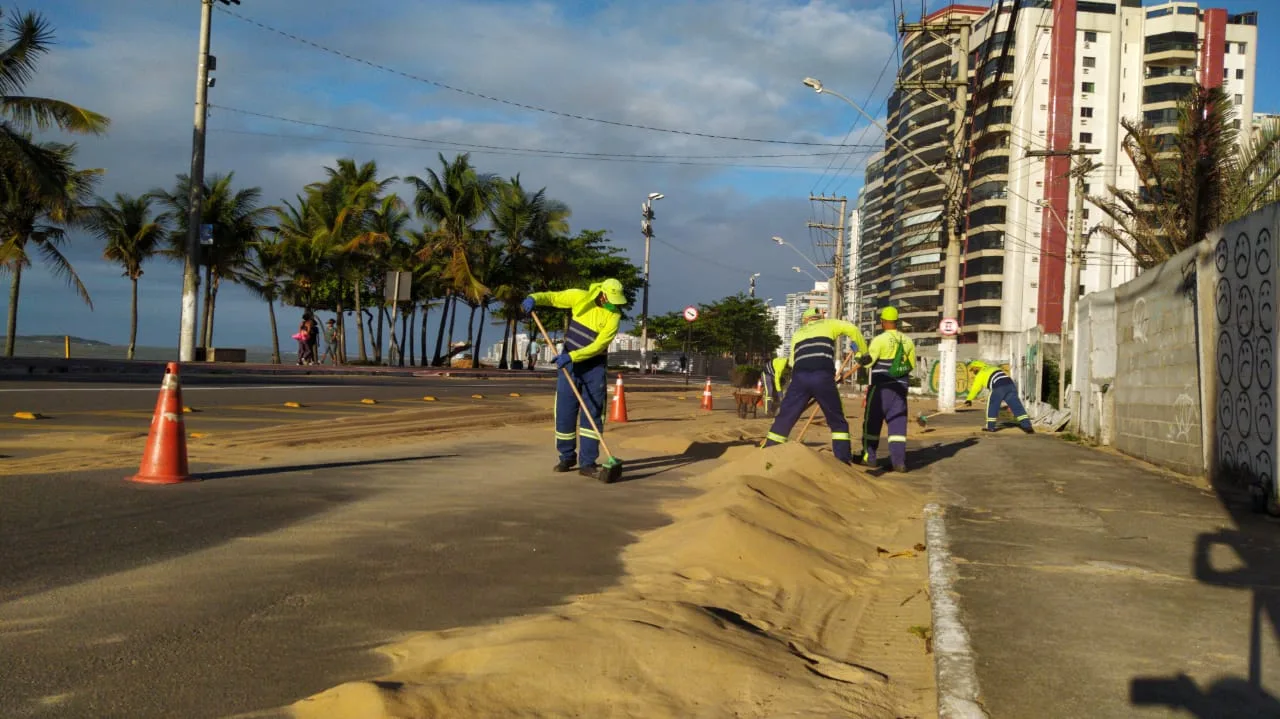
[1130,485,1280,716]
[197,454,458,481]
[618,440,757,482]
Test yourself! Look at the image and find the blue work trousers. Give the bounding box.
[763,369,852,462]
[555,356,607,466]
[863,381,908,468]
[987,380,1031,430]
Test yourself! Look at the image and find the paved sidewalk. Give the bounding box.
[925,419,1280,718]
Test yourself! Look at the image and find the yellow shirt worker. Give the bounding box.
[857,307,916,472]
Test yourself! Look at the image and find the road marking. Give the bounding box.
[0,385,349,393]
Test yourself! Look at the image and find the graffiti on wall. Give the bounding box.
[1213,227,1275,498]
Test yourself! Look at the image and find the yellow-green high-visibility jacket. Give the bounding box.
[865,329,917,387]
[529,284,620,363]
[764,356,789,392]
[966,363,1014,402]
[789,319,868,374]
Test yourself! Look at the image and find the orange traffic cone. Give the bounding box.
[754,377,764,407]
[609,373,629,423]
[700,377,714,411]
[129,362,192,484]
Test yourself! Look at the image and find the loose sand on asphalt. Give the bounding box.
[9,386,963,717]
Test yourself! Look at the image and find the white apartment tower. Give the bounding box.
[860,0,1259,343]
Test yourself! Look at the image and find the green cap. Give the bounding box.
[880,306,899,321]
[600,278,626,305]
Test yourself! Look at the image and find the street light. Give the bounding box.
[771,236,829,278]
[749,272,761,298]
[792,266,820,282]
[640,192,663,373]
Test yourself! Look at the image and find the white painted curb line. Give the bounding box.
[925,502,990,719]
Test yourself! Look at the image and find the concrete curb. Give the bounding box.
[924,502,990,719]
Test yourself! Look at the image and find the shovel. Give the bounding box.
[530,311,623,484]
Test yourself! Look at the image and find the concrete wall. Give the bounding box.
[1073,289,1117,443]
[1111,243,1206,476]
[1200,204,1278,500]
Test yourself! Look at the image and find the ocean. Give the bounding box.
[4,337,286,364]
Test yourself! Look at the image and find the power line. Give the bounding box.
[210,126,870,171]
[216,6,872,148]
[811,48,899,194]
[209,106,878,165]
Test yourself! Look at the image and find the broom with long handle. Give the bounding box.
[531,311,622,484]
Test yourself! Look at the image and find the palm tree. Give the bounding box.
[355,194,411,363]
[236,235,288,364]
[150,173,272,347]
[407,153,495,306]
[0,140,100,356]
[83,193,168,359]
[0,9,108,200]
[1091,86,1280,268]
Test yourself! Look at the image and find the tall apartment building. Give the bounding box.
[858,0,1259,344]
[779,281,830,353]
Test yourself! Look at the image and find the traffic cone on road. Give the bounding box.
[700,377,714,411]
[609,373,629,423]
[754,377,764,407]
[129,362,192,484]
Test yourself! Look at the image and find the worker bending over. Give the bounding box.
[521,279,627,476]
[966,360,1034,433]
[858,307,916,472]
[761,355,790,418]
[763,308,868,463]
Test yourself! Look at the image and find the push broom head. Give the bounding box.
[916,412,929,428]
[597,456,623,484]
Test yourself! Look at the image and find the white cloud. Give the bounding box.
[17,0,904,349]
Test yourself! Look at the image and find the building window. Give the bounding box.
[1236,94,1244,105]
[1080,107,1094,118]
[1084,31,1098,43]
[1079,132,1093,144]
[1082,82,1096,93]
[1237,69,1245,80]
[1239,42,1248,54]
[1083,183,1091,194]
[1082,209,1090,219]
[1225,68,1230,79]
[1083,56,1097,68]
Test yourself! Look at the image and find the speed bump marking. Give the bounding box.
[283,402,302,408]
[509,392,522,397]
[360,398,378,405]
[423,396,437,402]
[12,412,44,420]
[471,394,484,399]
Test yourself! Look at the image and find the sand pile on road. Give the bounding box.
[294,442,927,719]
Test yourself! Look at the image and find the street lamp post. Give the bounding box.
[180,0,241,363]
[771,236,829,279]
[803,75,962,414]
[792,266,820,282]
[640,192,663,374]
[749,272,760,298]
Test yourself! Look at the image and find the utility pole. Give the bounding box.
[806,194,847,321]
[180,0,238,362]
[897,14,971,413]
[1026,147,1101,411]
[640,192,663,373]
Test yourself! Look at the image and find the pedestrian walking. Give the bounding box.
[307,316,320,364]
[521,278,627,477]
[762,308,868,464]
[323,318,340,365]
[858,307,916,472]
[293,314,314,365]
[527,338,540,370]
[965,360,1034,433]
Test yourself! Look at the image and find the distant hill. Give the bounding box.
[0,335,110,346]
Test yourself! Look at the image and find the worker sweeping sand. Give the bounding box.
[293,443,931,719]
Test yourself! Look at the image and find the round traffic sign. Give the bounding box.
[683,306,699,322]
[939,318,960,336]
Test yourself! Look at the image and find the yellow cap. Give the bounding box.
[880,306,899,321]
[601,278,626,305]
[802,308,822,321]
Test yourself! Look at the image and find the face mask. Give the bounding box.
[602,302,618,312]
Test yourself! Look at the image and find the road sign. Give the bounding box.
[199,224,214,246]
[385,271,412,302]
[939,318,960,336]
[683,306,699,322]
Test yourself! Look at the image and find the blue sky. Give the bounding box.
[18,0,1278,352]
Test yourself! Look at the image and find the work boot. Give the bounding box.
[553,458,576,473]
[982,427,999,433]
[892,465,908,474]
[1020,423,1035,434]
[578,464,600,478]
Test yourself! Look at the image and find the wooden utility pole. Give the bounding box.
[806,194,847,322]
[897,15,971,413]
[1026,147,1101,411]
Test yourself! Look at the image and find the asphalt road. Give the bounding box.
[0,434,706,718]
[0,374,560,444]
